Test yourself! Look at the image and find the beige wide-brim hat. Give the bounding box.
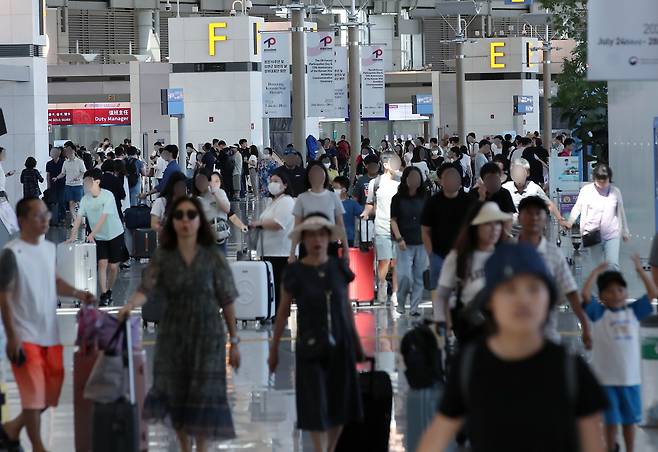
[471,201,513,226]
[289,215,342,243]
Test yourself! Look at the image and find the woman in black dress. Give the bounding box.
[269,212,365,452]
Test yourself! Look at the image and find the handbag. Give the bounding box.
[297,267,337,360]
[211,217,231,244]
[582,228,602,248]
[84,322,129,403]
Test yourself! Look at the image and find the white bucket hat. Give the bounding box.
[471,201,513,226]
[289,214,342,243]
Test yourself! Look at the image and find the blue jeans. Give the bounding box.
[396,244,427,314]
[428,253,444,291]
[55,187,66,222]
[129,183,141,207]
[590,236,621,270]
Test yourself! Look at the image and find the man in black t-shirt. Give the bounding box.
[273,149,306,197]
[421,163,474,306]
[470,162,516,224]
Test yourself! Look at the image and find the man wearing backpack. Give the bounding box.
[361,151,401,305]
[125,146,147,206]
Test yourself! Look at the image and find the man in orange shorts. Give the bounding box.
[0,197,94,452]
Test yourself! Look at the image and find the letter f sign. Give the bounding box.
[208,22,228,56]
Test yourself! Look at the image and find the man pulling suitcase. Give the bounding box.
[0,197,95,452]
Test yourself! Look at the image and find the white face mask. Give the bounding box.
[268,181,284,196]
[432,150,439,156]
[323,163,331,169]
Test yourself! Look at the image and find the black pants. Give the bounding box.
[263,256,289,318]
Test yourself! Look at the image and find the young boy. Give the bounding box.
[333,176,363,248]
[582,256,658,452]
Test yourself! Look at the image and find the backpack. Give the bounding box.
[337,140,350,161]
[126,157,139,188]
[400,321,445,389]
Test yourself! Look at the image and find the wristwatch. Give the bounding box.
[230,336,241,345]
[395,236,404,243]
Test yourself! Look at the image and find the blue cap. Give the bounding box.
[283,148,297,156]
[477,243,557,310]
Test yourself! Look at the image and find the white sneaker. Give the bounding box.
[377,284,388,304]
[390,293,398,307]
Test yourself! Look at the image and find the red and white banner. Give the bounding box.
[48,103,131,126]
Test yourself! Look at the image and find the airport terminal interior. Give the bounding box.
[2,0,658,451]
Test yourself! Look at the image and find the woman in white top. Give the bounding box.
[290,161,348,261]
[435,202,511,341]
[150,171,188,234]
[186,143,198,179]
[564,163,629,269]
[248,145,259,199]
[411,146,430,181]
[0,147,16,201]
[250,172,296,315]
[194,171,231,254]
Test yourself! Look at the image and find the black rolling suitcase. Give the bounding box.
[335,357,392,452]
[91,321,140,452]
[132,228,157,259]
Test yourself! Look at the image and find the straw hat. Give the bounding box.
[471,201,513,226]
[289,214,342,243]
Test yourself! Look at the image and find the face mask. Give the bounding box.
[323,163,331,169]
[268,181,284,195]
[432,150,439,156]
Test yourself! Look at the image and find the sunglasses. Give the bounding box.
[172,209,199,221]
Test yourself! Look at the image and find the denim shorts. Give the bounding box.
[427,253,445,291]
[604,385,642,425]
[64,185,83,203]
[375,235,397,261]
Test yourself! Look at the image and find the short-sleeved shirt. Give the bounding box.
[341,198,364,243]
[421,190,474,257]
[151,197,167,222]
[273,165,306,197]
[260,195,296,257]
[78,189,124,241]
[46,158,65,190]
[198,188,230,221]
[2,238,60,346]
[292,190,345,224]
[62,158,87,187]
[439,341,607,452]
[366,176,400,237]
[154,156,167,179]
[352,174,377,206]
[439,249,492,307]
[469,187,516,214]
[584,295,653,386]
[502,180,550,212]
[390,194,425,245]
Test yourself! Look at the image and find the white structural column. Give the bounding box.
[136,8,161,61]
[0,0,49,204]
[347,3,361,184]
[291,7,307,159]
[542,28,552,151]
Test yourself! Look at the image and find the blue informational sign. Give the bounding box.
[504,0,533,5]
[412,94,433,116]
[167,88,184,116]
[513,95,534,115]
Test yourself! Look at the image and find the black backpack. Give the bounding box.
[126,157,139,187]
[400,321,444,389]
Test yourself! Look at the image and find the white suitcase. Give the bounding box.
[230,260,275,321]
[56,242,97,304]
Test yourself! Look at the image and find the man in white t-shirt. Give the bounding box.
[0,197,94,452]
[510,136,532,163]
[361,151,401,304]
[52,146,86,223]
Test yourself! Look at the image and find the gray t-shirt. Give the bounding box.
[292,190,345,224]
[366,175,400,237]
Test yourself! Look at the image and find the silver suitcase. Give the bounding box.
[230,260,275,321]
[57,242,97,304]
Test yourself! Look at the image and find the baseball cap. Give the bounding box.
[597,271,627,293]
[476,243,557,312]
[283,148,297,156]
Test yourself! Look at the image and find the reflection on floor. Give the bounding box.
[5,201,658,451]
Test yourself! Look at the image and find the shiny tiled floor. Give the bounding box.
[6,201,658,451]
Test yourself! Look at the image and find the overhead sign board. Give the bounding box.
[361,46,386,119]
[262,32,291,118]
[307,32,335,117]
[588,0,658,80]
[412,94,433,116]
[48,102,131,126]
[513,95,534,115]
